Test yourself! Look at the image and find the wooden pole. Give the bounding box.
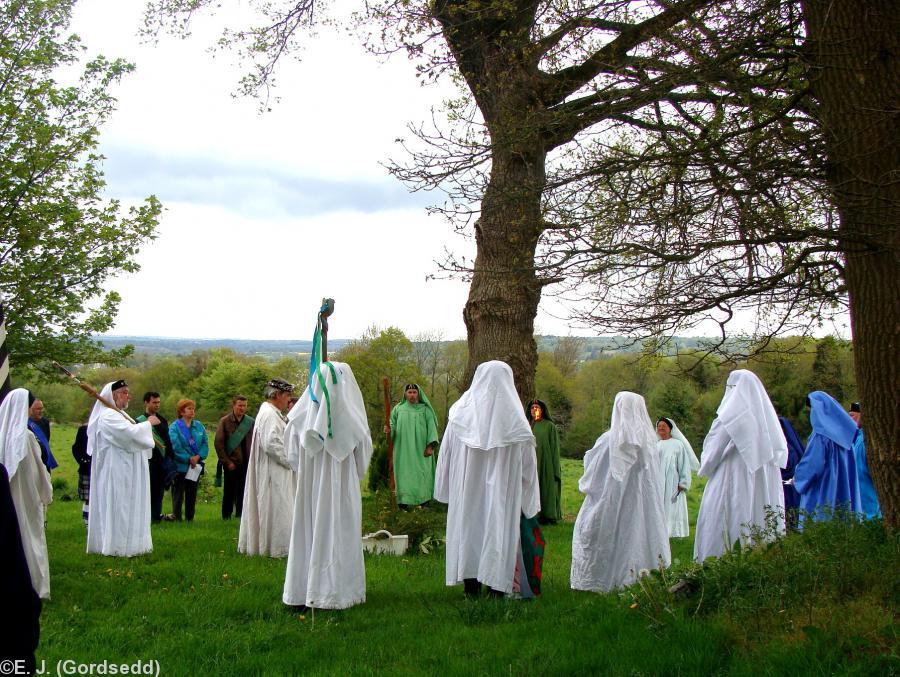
[382,376,396,502]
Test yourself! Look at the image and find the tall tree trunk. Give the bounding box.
[802,0,900,530]
[463,149,545,402]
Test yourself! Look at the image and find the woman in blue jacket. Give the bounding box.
[169,399,209,521]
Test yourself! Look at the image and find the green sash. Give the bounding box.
[136,414,166,453]
[226,414,254,455]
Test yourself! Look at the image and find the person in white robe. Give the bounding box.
[434,360,540,597]
[0,389,53,598]
[571,392,671,592]
[86,380,157,557]
[693,370,788,562]
[239,378,297,557]
[282,362,373,610]
[656,417,700,538]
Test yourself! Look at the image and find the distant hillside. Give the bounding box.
[96,334,723,361]
[95,335,350,360]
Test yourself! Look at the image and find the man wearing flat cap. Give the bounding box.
[239,379,298,557]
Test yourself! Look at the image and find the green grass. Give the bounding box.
[37,424,895,675]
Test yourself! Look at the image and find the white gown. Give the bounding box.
[693,370,787,562]
[282,362,373,609]
[571,395,671,593]
[239,401,297,557]
[10,433,53,598]
[87,403,155,557]
[433,361,540,595]
[657,438,692,537]
[693,419,786,560]
[0,389,54,596]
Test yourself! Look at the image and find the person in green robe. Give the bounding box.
[385,384,439,508]
[530,400,562,524]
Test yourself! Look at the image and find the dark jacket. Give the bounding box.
[72,425,90,474]
[143,412,174,462]
[214,411,254,466]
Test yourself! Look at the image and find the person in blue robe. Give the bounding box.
[848,403,881,520]
[793,391,861,524]
[778,416,805,530]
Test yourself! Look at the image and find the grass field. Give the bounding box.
[35,424,894,675]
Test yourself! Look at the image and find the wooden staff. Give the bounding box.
[319,298,335,362]
[382,376,396,501]
[53,361,137,424]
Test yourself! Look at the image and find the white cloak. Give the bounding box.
[571,393,670,592]
[282,362,373,609]
[693,419,786,560]
[10,433,53,598]
[0,389,53,597]
[239,401,297,557]
[434,360,540,595]
[87,404,155,557]
[693,370,787,562]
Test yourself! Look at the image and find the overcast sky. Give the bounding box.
[66,0,585,341]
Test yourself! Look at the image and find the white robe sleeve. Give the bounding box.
[698,419,730,477]
[103,415,154,453]
[520,440,540,519]
[33,436,53,506]
[433,428,454,504]
[262,413,291,468]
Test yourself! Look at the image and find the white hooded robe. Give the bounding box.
[86,383,155,557]
[282,362,373,609]
[0,389,53,597]
[434,361,540,595]
[693,370,788,562]
[571,392,671,592]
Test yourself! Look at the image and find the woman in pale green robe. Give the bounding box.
[656,418,699,538]
[388,384,439,507]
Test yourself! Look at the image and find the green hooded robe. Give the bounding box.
[390,387,439,505]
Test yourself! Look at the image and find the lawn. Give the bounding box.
[34,424,892,675]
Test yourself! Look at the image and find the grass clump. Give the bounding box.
[628,512,899,674]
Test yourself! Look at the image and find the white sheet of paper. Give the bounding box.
[185,464,202,482]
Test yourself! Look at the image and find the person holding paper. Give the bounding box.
[169,399,209,522]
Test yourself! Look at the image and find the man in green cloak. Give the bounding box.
[385,384,439,508]
[529,400,562,524]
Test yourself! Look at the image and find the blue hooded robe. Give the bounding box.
[852,428,881,520]
[778,416,805,529]
[793,391,861,523]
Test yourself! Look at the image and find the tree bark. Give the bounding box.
[802,0,900,530]
[463,150,545,402]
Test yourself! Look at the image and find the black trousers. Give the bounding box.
[148,454,166,522]
[171,474,199,521]
[221,462,247,519]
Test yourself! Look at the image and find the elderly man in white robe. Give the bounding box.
[434,360,540,598]
[239,378,297,557]
[571,392,671,592]
[282,362,373,610]
[694,370,788,562]
[87,380,158,557]
[0,389,53,598]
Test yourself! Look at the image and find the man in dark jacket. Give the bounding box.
[137,392,175,523]
[214,396,254,520]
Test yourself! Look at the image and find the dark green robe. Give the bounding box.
[532,419,562,522]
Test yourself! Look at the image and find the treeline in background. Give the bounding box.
[19,329,854,461]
